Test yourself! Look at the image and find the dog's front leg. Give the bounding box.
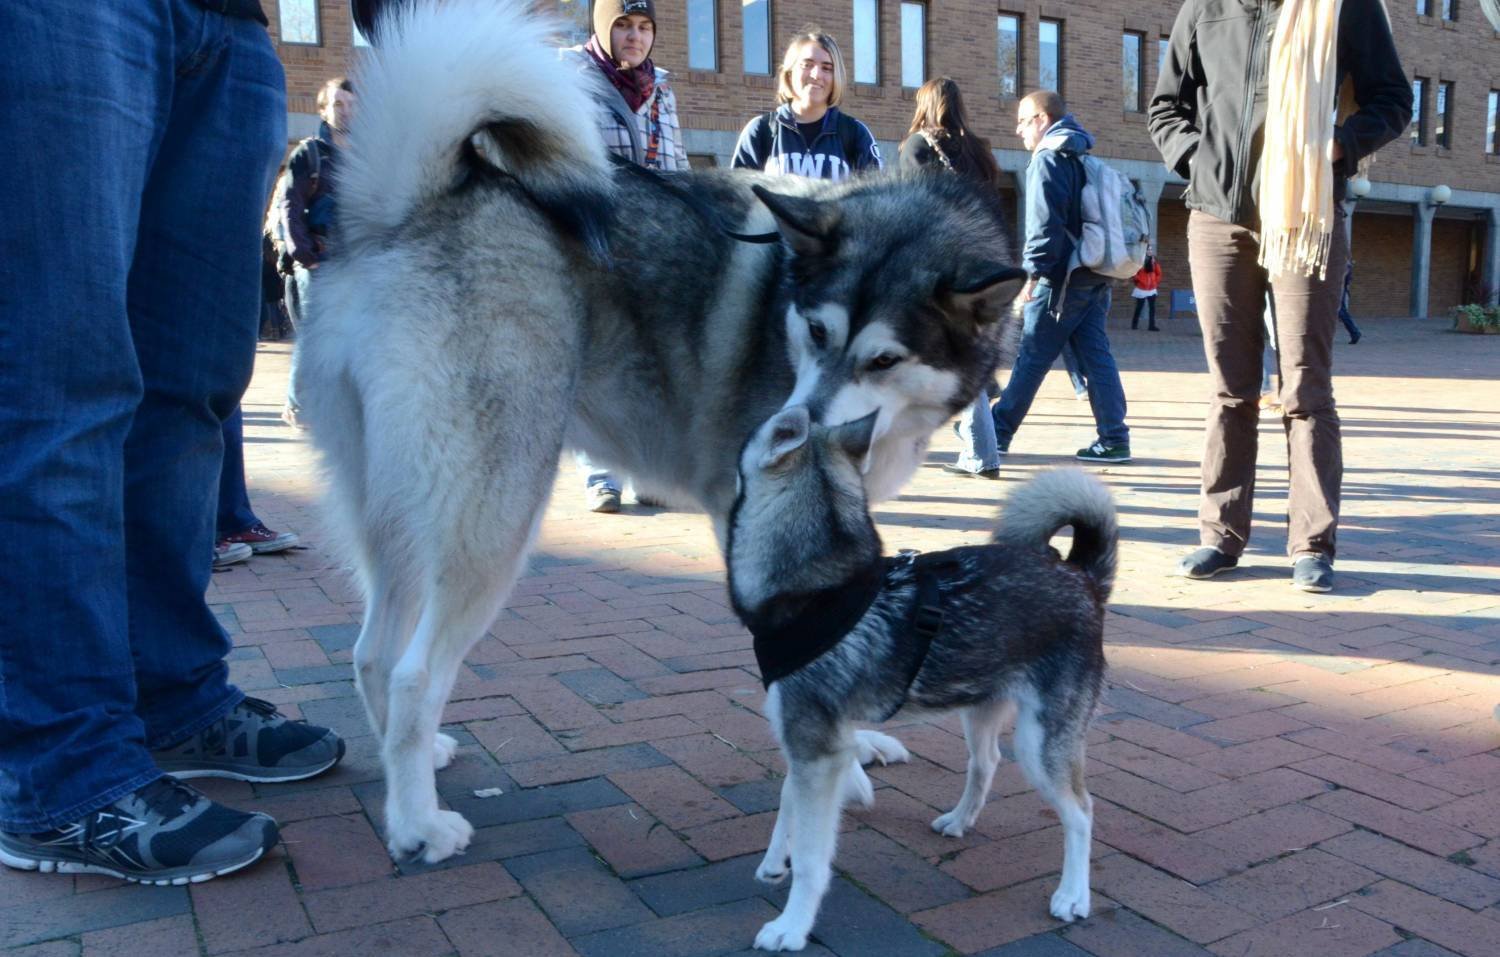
[755,776,793,884]
[754,754,845,953]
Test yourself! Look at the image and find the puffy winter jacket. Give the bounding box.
[1149,0,1410,229]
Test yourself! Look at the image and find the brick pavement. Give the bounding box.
[4,316,1498,956]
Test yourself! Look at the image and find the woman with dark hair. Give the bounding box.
[899,78,1006,479]
[732,30,881,180]
[899,76,999,186]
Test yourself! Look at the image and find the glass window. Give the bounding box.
[900,2,925,88]
[1487,90,1498,155]
[743,0,771,74]
[279,0,320,45]
[1411,77,1427,145]
[1436,80,1453,149]
[854,0,880,85]
[557,0,590,47]
[1441,0,1456,19]
[1039,19,1061,93]
[1159,38,1170,76]
[1416,0,1431,14]
[997,14,1020,100]
[1123,32,1143,112]
[687,0,717,71]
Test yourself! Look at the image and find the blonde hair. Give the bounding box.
[776,32,847,108]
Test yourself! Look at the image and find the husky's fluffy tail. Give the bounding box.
[993,469,1118,600]
[337,0,612,251]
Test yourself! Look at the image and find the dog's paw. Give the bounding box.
[1049,881,1091,922]
[754,916,810,952]
[854,729,910,767]
[386,808,474,865]
[432,732,459,770]
[931,809,969,838]
[841,760,876,810]
[755,854,790,885]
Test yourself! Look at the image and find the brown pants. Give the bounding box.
[1186,209,1347,560]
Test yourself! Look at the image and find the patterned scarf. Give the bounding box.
[585,35,656,113]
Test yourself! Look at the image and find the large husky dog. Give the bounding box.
[298,0,1024,864]
[728,407,1115,952]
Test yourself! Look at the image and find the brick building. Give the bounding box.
[266,0,1500,318]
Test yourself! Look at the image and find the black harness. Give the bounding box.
[747,552,950,708]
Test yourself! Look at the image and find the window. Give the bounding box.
[1039,19,1062,93]
[1436,80,1454,149]
[854,0,880,85]
[1441,0,1457,19]
[1416,0,1431,13]
[278,0,320,45]
[900,2,925,88]
[352,23,371,48]
[1159,38,1170,76]
[1123,32,1144,112]
[1487,90,1498,155]
[743,0,771,74]
[1412,77,1427,145]
[687,0,717,71]
[997,14,1020,100]
[558,0,590,47]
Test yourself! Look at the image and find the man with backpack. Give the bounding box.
[992,90,1132,464]
[267,76,354,430]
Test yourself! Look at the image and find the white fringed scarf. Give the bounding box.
[1257,0,1345,279]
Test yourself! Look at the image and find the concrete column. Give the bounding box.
[1410,201,1435,318]
[1484,207,1500,307]
[1136,178,1165,250]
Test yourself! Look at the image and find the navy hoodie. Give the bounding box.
[731,105,882,181]
[1023,114,1102,294]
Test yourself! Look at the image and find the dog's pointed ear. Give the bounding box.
[760,406,811,469]
[752,185,839,258]
[831,411,879,463]
[949,264,1028,323]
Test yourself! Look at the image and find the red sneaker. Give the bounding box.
[220,522,299,554]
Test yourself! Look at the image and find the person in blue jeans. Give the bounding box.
[214,407,301,568]
[993,91,1131,464]
[0,0,343,886]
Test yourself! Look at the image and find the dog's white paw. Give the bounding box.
[841,760,875,810]
[386,808,474,864]
[754,916,810,952]
[432,732,459,770]
[755,853,790,885]
[854,729,910,767]
[1049,881,1091,922]
[930,809,969,838]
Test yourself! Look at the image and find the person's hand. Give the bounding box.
[1024,280,1041,302]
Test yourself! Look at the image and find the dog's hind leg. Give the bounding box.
[755,775,794,885]
[853,728,910,767]
[1013,693,1094,922]
[932,699,1008,837]
[754,751,846,953]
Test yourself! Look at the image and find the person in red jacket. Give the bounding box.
[1130,251,1161,331]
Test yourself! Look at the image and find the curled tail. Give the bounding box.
[337,0,613,251]
[993,469,1119,601]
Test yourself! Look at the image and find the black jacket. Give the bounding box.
[1149,0,1410,229]
[731,106,882,181]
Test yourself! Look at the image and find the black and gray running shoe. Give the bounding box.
[0,776,277,886]
[151,696,345,783]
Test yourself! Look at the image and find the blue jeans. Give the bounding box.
[0,1,285,830]
[993,280,1129,449]
[954,392,1003,472]
[1061,343,1088,395]
[218,407,261,538]
[283,265,312,412]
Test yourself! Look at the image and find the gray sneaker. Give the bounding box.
[0,777,277,886]
[1292,555,1334,593]
[152,697,344,783]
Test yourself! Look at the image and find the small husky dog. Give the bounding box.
[728,407,1116,952]
[298,0,1025,863]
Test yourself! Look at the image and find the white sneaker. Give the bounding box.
[586,486,621,513]
[213,541,252,569]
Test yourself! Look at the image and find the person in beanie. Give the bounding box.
[563,0,689,512]
[1151,0,1409,593]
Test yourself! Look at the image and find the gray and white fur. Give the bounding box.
[728,407,1115,952]
[295,0,1025,865]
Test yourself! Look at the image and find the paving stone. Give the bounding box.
[571,898,781,957]
[1194,803,1353,869]
[1088,854,1258,945]
[1307,790,1484,857]
[1367,940,1466,957]
[1319,829,1500,911]
[1291,755,1456,810]
[974,934,1094,957]
[437,896,580,957]
[1100,687,1213,729]
[606,765,741,830]
[557,667,651,704]
[281,813,393,890]
[505,743,674,788]
[807,877,947,957]
[79,914,196,957]
[307,622,361,653]
[504,846,654,936]
[443,776,630,828]
[191,857,309,953]
[1204,905,1401,957]
[716,779,783,814]
[1347,880,1500,957]
[1059,907,1214,957]
[302,860,520,933]
[225,916,452,957]
[834,827,972,914]
[629,854,776,916]
[566,803,704,878]
[394,815,585,876]
[912,875,1102,954]
[1201,848,1380,922]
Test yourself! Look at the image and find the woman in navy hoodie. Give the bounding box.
[731,31,881,180]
